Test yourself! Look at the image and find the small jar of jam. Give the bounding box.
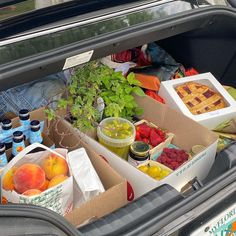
[128,141,150,167]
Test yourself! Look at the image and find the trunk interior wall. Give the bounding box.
[19,15,235,90]
[2,11,236,91]
[158,15,236,87]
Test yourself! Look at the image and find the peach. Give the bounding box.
[41,154,68,180]
[22,189,42,196]
[48,175,68,189]
[2,197,8,205]
[13,163,45,194]
[39,179,49,192]
[2,167,17,191]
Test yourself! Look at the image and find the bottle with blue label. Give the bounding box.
[0,143,8,169]
[2,119,13,149]
[29,120,43,144]
[19,109,30,128]
[11,131,25,159]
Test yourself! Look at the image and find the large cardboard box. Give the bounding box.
[6,109,127,227]
[158,72,236,129]
[48,118,127,227]
[75,95,218,199]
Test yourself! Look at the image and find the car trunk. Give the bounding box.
[0,4,236,236]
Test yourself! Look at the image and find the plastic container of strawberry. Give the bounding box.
[134,120,174,159]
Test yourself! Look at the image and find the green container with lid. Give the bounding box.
[97,117,136,160]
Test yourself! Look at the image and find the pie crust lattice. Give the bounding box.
[175,82,227,115]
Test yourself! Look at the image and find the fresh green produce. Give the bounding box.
[46,61,145,131]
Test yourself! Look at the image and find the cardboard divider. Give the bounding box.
[49,119,127,227]
[74,95,218,199]
[49,119,125,191]
[135,95,218,151]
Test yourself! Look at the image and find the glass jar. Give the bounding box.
[128,141,150,167]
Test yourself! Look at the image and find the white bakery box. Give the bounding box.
[158,72,236,130]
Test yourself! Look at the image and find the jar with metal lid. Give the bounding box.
[128,141,150,167]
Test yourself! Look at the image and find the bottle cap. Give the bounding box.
[19,109,29,118]
[30,120,40,129]
[13,131,24,140]
[130,141,150,157]
[2,119,12,128]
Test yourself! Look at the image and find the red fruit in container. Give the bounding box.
[157,147,189,170]
[135,131,140,139]
[150,129,163,147]
[156,129,165,139]
[165,157,172,164]
[172,161,179,168]
[176,157,183,163]
[141,138,149,144]
[137,124,151,138]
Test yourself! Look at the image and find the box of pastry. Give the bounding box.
[158,72,236,129]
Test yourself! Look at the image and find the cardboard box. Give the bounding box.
[158,72,236,129]
[75,95,218,199]
[3,108,127,227]
[48,118,127,227]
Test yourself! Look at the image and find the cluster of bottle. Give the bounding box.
[0,109,43,168]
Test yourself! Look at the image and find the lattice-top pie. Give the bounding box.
[175,82,227,115]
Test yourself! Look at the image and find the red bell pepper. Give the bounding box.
[145,90,165,104]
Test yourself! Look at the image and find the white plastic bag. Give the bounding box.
[68,148,105,208]
[1,143,73,216]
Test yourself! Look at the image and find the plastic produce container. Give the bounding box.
[97,117,136,160]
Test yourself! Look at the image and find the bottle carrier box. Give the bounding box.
[1,108,127,228]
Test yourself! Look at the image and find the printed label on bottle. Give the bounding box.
[2,129,12,144]
[0,153,8,167]
[29,130,43,144]
[12,141,25,156]
[20,119,30,128]
[128,155,148,167]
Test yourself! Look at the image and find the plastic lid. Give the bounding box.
[30,120,40,129]
[97,117,135,146]
[130,141,150,156]
[19,109,29,117]
[13,131,24,140]
[2,119,12,127]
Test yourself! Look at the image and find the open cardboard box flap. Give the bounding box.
[135,95,218,151]
[49,118,127,227]
[7,108,127,227]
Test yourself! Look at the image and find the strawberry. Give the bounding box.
[142,138,149,144]
[156,129,166,140]
[137,124,151,138]
[150,129,163,147]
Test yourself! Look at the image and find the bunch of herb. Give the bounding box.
[46,61,145,131]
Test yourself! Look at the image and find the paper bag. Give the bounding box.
[68,148,105,208]
[1,143,73,216]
